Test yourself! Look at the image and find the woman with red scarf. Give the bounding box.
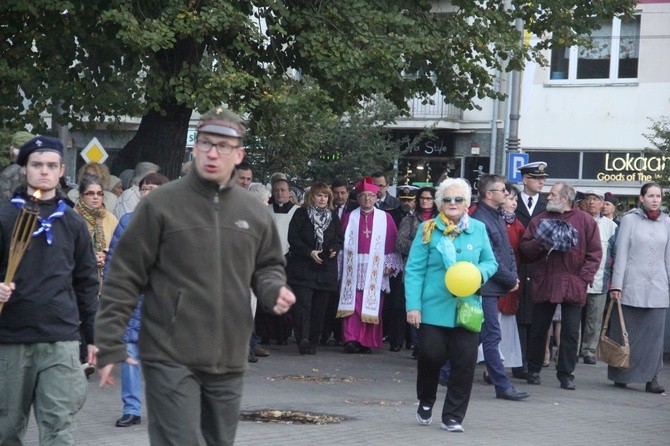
[609,182,668,394]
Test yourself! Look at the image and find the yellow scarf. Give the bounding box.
[422,212,462,244]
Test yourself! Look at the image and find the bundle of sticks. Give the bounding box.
[0,191,40,315]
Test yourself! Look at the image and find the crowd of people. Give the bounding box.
[0,114,667,444]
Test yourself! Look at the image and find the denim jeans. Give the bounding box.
[249,330,260,350]
[121,343,142,416]
[481,296,512,394]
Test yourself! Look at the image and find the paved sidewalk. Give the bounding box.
[26,344,669,445]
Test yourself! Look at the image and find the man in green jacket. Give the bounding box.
[94,107,295,446]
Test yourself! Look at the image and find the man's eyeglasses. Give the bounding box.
[83,191,104,197]
[442,196,465,204]
[195,139,241,155]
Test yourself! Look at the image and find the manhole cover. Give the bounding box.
[239,409,348,424]
[268,375,368,383]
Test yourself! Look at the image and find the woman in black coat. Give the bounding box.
[286,182,344,355]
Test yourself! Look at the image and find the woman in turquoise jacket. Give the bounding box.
[405,178,497,433]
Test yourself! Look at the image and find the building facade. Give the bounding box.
[518,0,670,207]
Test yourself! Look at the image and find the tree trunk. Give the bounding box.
[111,102,192,180]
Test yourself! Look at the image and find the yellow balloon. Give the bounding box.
[445,261,482,297]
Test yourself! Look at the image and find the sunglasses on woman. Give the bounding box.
[442,196,465,204]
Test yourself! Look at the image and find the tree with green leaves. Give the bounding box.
[644,117,670,207]
[244,80,427,185]
[0,0,637,178]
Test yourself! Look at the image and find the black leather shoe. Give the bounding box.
[248,353,258,363]
[344,341,358,354]
[298,339,309,355]
[646,376,665,394]
[614,382,627,388]
[496,386,530,401]
[559,377,576,390]
[583,355,596,365]
[526,373,541,385]
[512,368,528,380]
[116,414,141,427]
[389,344,401,352]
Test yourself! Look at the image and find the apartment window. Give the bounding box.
[549,15,640,81]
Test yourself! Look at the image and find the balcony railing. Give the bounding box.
[407,91,462,120]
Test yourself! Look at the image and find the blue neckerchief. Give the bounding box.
[11,197,68,245]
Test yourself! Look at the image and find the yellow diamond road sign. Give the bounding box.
[80,137,109,164]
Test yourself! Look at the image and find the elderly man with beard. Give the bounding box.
[520,182,602,390]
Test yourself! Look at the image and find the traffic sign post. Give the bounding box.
[80,137,109,164]
[507,152,528,183]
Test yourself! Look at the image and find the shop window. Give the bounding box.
[549,15,640,81]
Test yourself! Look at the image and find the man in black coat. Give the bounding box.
[515,162,548,226]
[331,178,358,220]
[386,185,418,351]
[372,172,400,211]
[320,178,357,346]
[513,161,549,379]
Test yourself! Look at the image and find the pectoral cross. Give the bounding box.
[362,212,372,238]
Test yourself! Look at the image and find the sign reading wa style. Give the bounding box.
[392,130,456,158]
[527,151,664,182]
[80,137,109,164]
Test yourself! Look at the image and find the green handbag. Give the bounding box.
[456,300,484,333]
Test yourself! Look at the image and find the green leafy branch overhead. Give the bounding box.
[0,0,637,178]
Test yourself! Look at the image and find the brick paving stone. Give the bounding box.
[25,344,669,445]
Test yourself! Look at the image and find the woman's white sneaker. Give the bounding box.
[416,405,433,425]
[441,419,464,432]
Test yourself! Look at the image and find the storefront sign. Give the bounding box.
[405,139,453,156]
[186,129,197,147]
[393,130,455,158]
[529,150,663,182]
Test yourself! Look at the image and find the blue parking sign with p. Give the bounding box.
[508,153,528,183]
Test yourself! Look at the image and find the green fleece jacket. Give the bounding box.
[95,167,286,373]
